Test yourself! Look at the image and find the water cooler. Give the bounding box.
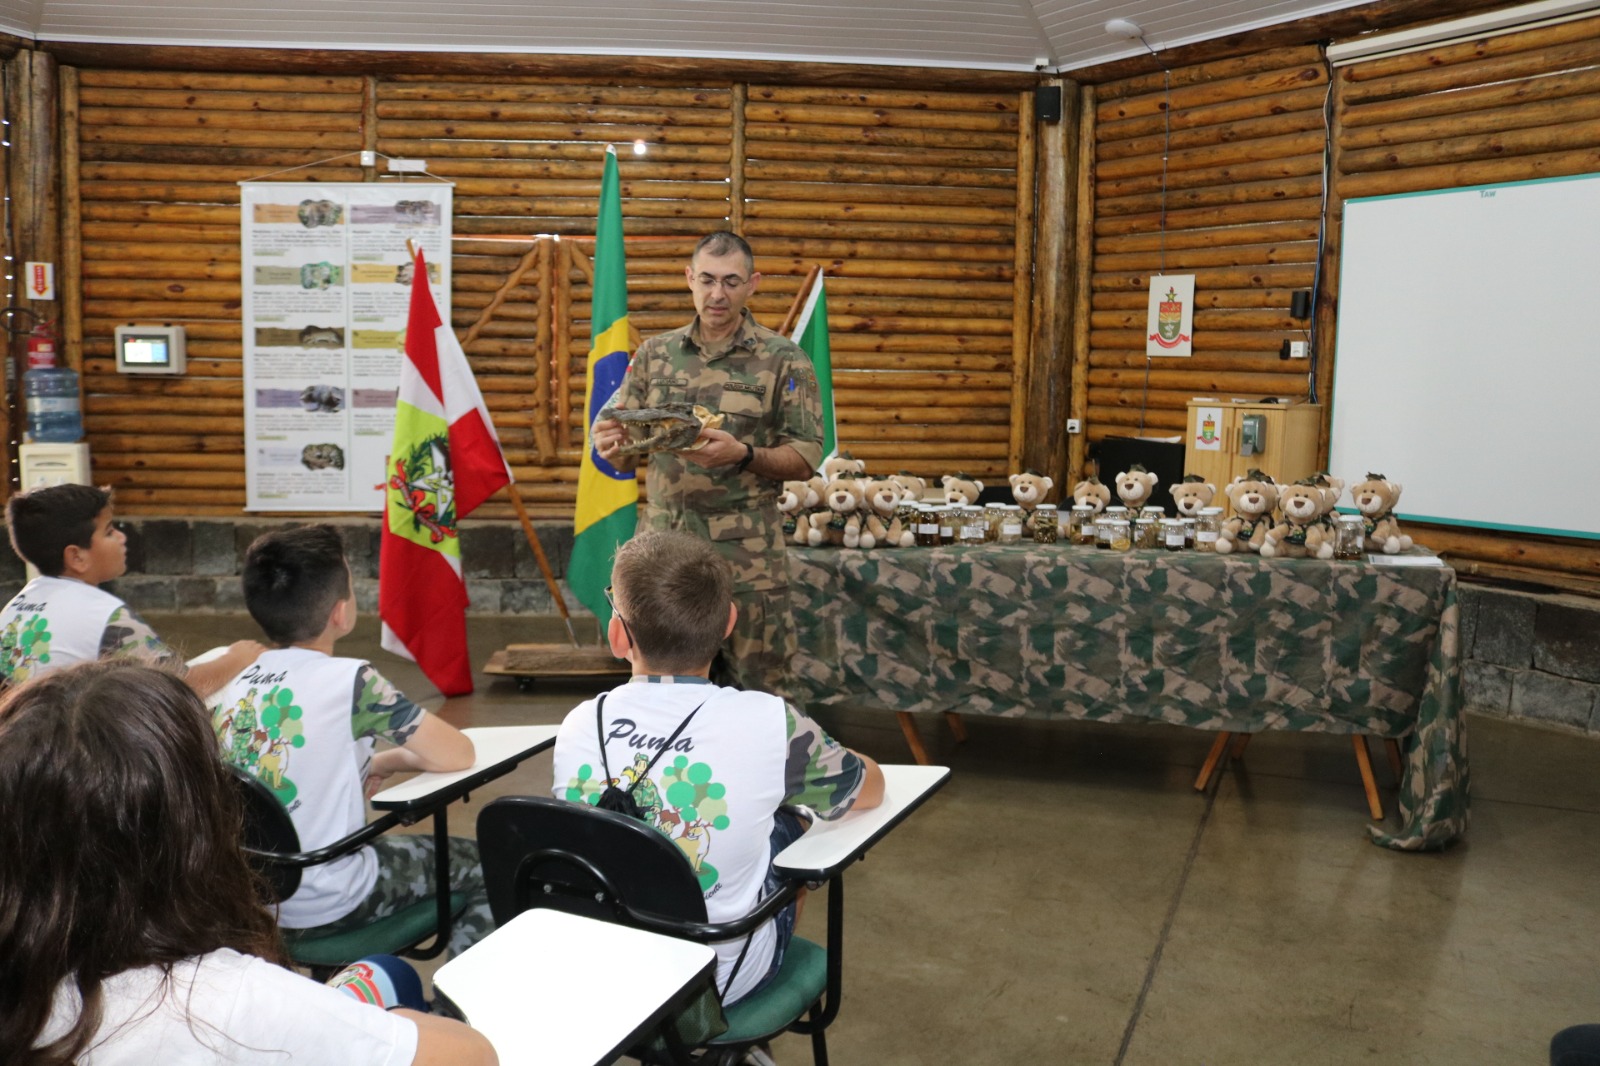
[17,441,93,581]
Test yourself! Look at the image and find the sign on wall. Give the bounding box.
[240,183,452,512]
[1145,274,1195,358]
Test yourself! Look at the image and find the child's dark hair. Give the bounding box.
[0,661,284,1062]
[242,524,352,646]
[610,531,733,674]
[4,484,112,577]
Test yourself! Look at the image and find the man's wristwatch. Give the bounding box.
[735,442,756,472]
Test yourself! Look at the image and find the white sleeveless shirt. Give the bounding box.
[0,576,127,685]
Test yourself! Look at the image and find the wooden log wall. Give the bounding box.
[71,69,367,514]
[1322,12,1600,587]
[65,69,1031,517]
[1081,46,1329,456]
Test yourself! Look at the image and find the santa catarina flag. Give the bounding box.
[568,145,638,629]
[790,276,836,464]
[380,247,512,696]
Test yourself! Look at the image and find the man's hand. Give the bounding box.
[592,417,639,470]
[687,427,748,468]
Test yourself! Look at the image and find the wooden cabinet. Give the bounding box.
[1183,401,1322,506]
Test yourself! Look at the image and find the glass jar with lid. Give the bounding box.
[1335,514,1366,560]
[914,504,941,547]
[996,505,1025,545]
[1070,505,1098,546]
[982,502,1007,543]
[1194,507,1223,553]
[1161,518,1186,551]
[938,504,956,545]
[1182,517,1197,547]
[1102,517,1132,552]
[1135,506,1164,550]
[1032,503,1059,544]
[959,505,989,545]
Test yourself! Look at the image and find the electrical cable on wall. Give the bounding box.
[1304,51,1337,404]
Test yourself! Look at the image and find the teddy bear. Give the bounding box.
[1169,474,1216,518]
[1261,479,1335,560]
[811,473,869,548]
[1070,476,1112,513]
[1311,472,1346,514]
[1115,465,1160,511]
[1008,471,1054,533]
[1350,473,1413,554]
[1215,471,1279,555]
[778,477,825,546]
[821,452,866,483]
[861,478,915,549]
[941,473,985,507]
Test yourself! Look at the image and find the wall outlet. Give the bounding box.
[1289,340,1309,359]
[359,150,377,167]
[1066,418,1082,434]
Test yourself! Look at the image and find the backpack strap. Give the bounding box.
[595,693,706,797]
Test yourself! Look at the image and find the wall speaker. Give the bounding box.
[1035,86,1063,123]
[1290,289,1312,319]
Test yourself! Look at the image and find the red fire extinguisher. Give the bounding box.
[26,321,57,370]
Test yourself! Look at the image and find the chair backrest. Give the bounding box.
[226,764,303,903]
[477,796,709,931]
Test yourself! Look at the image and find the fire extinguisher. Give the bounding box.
[26,321,57,370]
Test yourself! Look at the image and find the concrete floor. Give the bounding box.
[155,612,1600,1066]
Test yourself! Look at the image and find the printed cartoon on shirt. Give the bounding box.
[215,685,307,804]
[0,612,52,683]
[563,751,731,892]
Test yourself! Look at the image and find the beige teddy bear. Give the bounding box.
[941,473,985,507]
[1215,471,1278,555]
[861,478,914,549]
[1115,465,1160,510]
[1008,471,1054,532]
[812,473,869,548]
[778,477,824,546]
[1262,479,1335,559]
[1351,473,1413,554]
[1169,474,1217,518]
[821,452,866,483]
[1070,476,1112,514]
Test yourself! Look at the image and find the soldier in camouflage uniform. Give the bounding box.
[594,232,823,694]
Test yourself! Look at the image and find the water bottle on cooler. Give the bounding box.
[24,323,84,443]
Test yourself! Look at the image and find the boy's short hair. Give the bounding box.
[242,524,352,646]
[5,484,112,577]
[611,531,733,674]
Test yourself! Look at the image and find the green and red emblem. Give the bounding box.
[388,433,457,543]
[1151,286,1189,349]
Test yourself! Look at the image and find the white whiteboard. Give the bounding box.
[1330,173,1600,540]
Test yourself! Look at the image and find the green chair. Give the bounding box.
[229,765,466,978]
[476,796,843,1066]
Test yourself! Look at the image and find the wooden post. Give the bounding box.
[779,263,820,337]
[729,83,746,233]
[533,237,555,461]
[462,241,541,349]
[1315,66,1344,466]
[58,65,82,374]
[362,75,378,181]
[554,240,573,450]
[507,483,581,648]
[1067,84,1097,486]
[1023,77,1077,488]
[1007,87,1037,473]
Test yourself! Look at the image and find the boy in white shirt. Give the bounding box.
[0,483,260,694]
[212,523,490,956]
[551,530,885,1005]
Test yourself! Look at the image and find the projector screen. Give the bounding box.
[1330,172,1600,541]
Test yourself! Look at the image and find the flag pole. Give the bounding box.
[507,484,584,649]
[780,263,822,336]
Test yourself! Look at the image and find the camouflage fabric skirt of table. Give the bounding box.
[786,545,1467,851]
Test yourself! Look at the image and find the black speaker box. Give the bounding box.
[1035,86,1063,124]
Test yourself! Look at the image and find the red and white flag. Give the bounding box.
[379,248,512,696]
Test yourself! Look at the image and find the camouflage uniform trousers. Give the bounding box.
[298,834,491,958]
[713,583,796,699]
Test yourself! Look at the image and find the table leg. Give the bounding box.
[1228,733,1252,760]
[1384,738,1404,784]
[896,712,930,766]
[943,712,968,744]
[1352,736,1384,821]
[1194,732,1231,792]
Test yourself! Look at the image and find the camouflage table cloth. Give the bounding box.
[786,545,1467,851]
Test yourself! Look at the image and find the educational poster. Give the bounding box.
[240,184,452,511]
[1146,274,1194,357]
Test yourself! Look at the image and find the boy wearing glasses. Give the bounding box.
[552,530,885,1005]
[590,231,823,696]
[0,483,260,693]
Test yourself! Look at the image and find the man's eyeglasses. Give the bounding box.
[691,273,748,292]
[604,585,636,647]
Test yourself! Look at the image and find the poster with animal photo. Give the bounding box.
[240,183,452,511]
[1145,274,1195,358]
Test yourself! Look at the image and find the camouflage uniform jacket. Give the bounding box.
[609,310,823,591]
